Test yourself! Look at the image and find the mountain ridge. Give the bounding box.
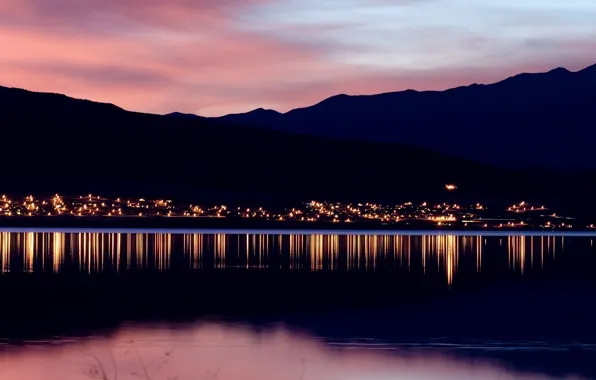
[0,76,595,214]
[0,82,512,204]
[209,62,596,169]
[206,63,592,116]
[4,62,595,171]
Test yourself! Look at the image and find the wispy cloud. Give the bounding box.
[0,0,595,116]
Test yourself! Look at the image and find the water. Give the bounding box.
[1,231,591,278]
[0,230,595,379]
[0,323,589,380]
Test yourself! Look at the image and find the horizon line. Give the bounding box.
[2,61,594,119]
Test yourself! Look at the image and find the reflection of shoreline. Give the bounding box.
[1,216,595,232]
[0,322,581,380]
[0,232,574,279]
[1,227,594,236]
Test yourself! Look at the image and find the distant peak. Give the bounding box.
[247,107,280,115]
[330,93,350,100]
[579,62,596,74]
[501,65,571,84]
[165,112,202,119]
[315,93,351,106]
[548,67,570,74]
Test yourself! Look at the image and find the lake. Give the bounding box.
[0,230,595,379]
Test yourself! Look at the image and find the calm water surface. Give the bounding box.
[0,322,588,380]
[0,230,594,379]
[0,231,590,278]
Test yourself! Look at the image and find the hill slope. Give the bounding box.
[214,63,596,169]
[0,84,594,214]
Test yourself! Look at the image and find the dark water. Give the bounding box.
[0,230,595,379]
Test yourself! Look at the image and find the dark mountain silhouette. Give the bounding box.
[213,63,596,169]
[165,111,206,120]
[0,83,595,216]
[217,108,283,126]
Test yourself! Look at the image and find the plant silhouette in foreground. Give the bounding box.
[83,344,308,380]
[83,341,176,380]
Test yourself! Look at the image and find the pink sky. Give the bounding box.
[0,0,595,116]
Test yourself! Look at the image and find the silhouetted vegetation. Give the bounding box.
[83,344,177,380]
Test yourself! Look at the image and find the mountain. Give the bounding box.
[0,83,595,215]
[0,85,483,203]
[165,112,206,120]
[216,108,283,127]
[213,63,596,169]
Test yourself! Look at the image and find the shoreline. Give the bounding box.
[0,216,595,235]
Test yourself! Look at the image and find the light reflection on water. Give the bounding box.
[0,232,590,284]
[0,232,594,379]
[0,323,585,380]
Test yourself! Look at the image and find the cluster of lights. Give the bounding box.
[0,194,593,229]
[507,201,547,213]
[305,200,479,226]
[1,194,186,218]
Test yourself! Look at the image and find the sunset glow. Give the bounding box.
[0,322,577,380]
[1,0,595,116]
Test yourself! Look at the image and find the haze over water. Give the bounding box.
[0,230,595,379]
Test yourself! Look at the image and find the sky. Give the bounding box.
[1,0,596,116]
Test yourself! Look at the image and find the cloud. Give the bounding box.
[1,0,262,28]
[0,0,595,116]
